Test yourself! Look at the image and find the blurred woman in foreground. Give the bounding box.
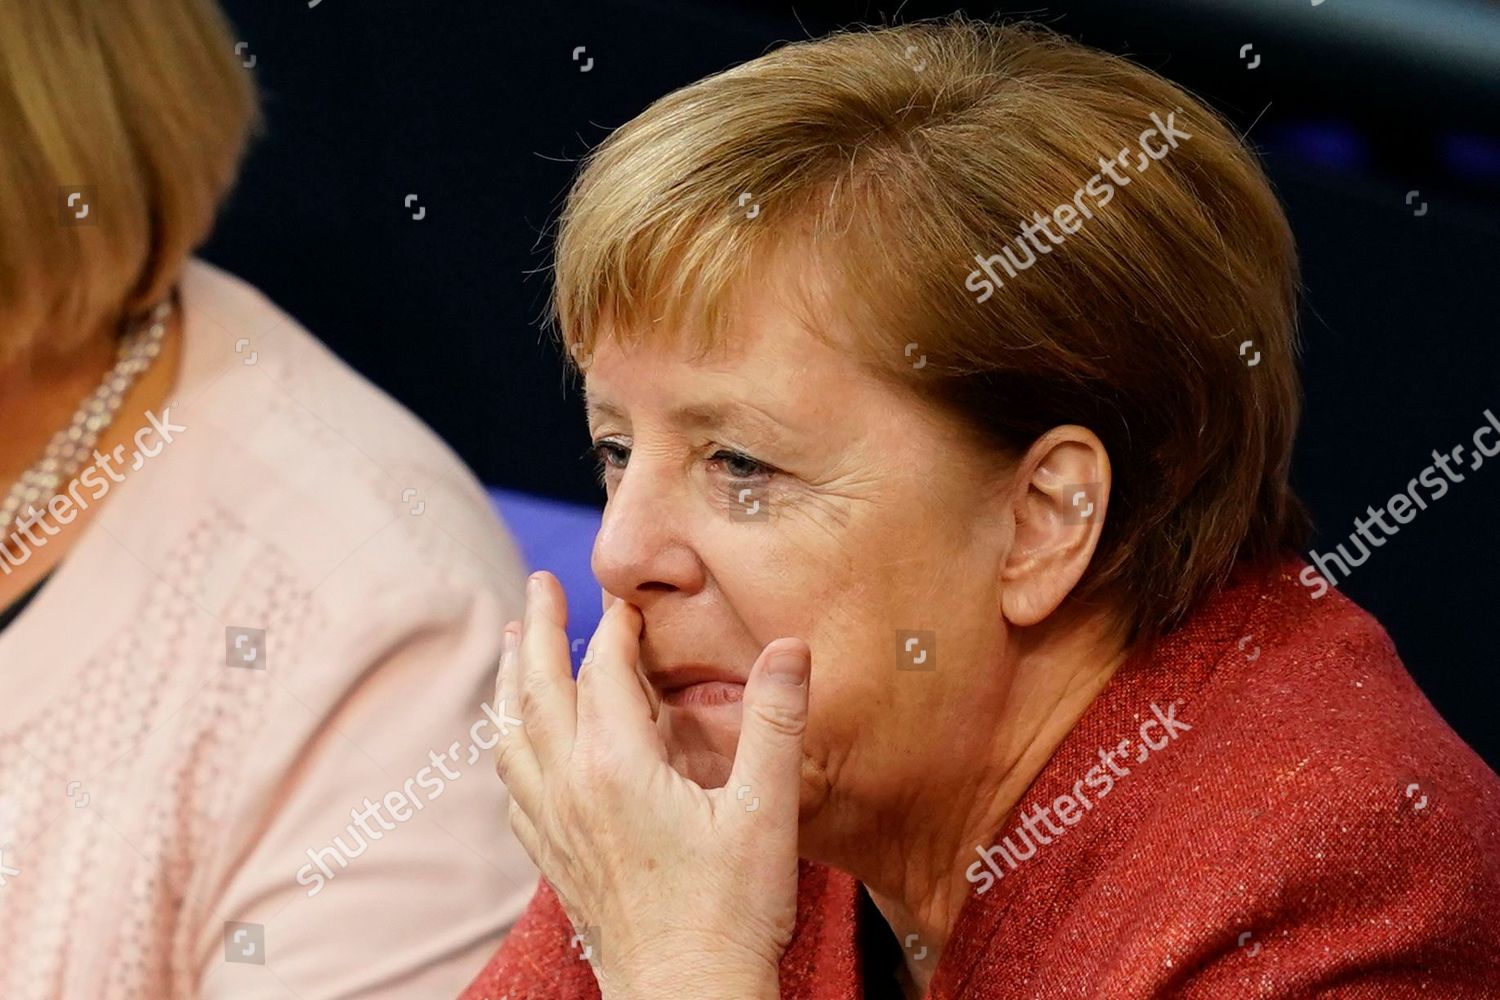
[0,1,535,995]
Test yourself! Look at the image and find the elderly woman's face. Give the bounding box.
[585,294,1017,835]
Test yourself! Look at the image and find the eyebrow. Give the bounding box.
[585,394,789,435]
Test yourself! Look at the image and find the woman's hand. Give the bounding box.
[494,571,811,1000]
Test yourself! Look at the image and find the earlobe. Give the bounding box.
[1001,427,1110,627]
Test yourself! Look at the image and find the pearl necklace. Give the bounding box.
[0,296,174,539]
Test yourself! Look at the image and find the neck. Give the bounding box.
[0,330,121,486]
[830,611,1132,995]
[0,300,183,605]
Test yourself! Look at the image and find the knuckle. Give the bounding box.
[752,699,807,738]
[493,737,523,780]
[572,660,597,692]
[520,665,550,700]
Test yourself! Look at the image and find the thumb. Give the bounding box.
[725,639,810,821]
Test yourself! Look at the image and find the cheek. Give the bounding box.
[800,615,901,759]
[707,533,831,654]
[704,501,965,756]
[795,573,999,776]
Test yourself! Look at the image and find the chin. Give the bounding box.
[660,704,742,788]
[660,712,832,827]
[667,743,735,788]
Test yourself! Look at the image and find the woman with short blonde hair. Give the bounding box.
[465,17,1500,999]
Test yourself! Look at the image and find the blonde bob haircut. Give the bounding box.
[0,0,259,367]
[552,16,1311,645]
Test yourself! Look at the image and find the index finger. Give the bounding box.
[575,600,661,757]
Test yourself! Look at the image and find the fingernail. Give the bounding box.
[527,572,541,595]
[767,645,808,686]
[503,627,519,655]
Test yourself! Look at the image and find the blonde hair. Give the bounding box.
[552,15,1311,643]
[0,0,259,366]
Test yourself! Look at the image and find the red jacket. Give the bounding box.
[461,555,1500,998]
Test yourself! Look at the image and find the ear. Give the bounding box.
[1001,425,1110,627]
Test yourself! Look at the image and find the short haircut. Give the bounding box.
[0,0,260,366]
[551,16,1311,643]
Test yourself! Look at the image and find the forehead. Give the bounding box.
[581,288,863,430]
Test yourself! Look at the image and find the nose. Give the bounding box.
[591,459,704,607]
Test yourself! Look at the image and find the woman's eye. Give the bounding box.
[583,442,772,487]
[710,449,771,481]
[584,441,628,484]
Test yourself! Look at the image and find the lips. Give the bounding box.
[648,664,747,708]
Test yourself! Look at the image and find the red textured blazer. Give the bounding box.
[461,555,1500,998]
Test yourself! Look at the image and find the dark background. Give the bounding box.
[204,0,1500,766]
